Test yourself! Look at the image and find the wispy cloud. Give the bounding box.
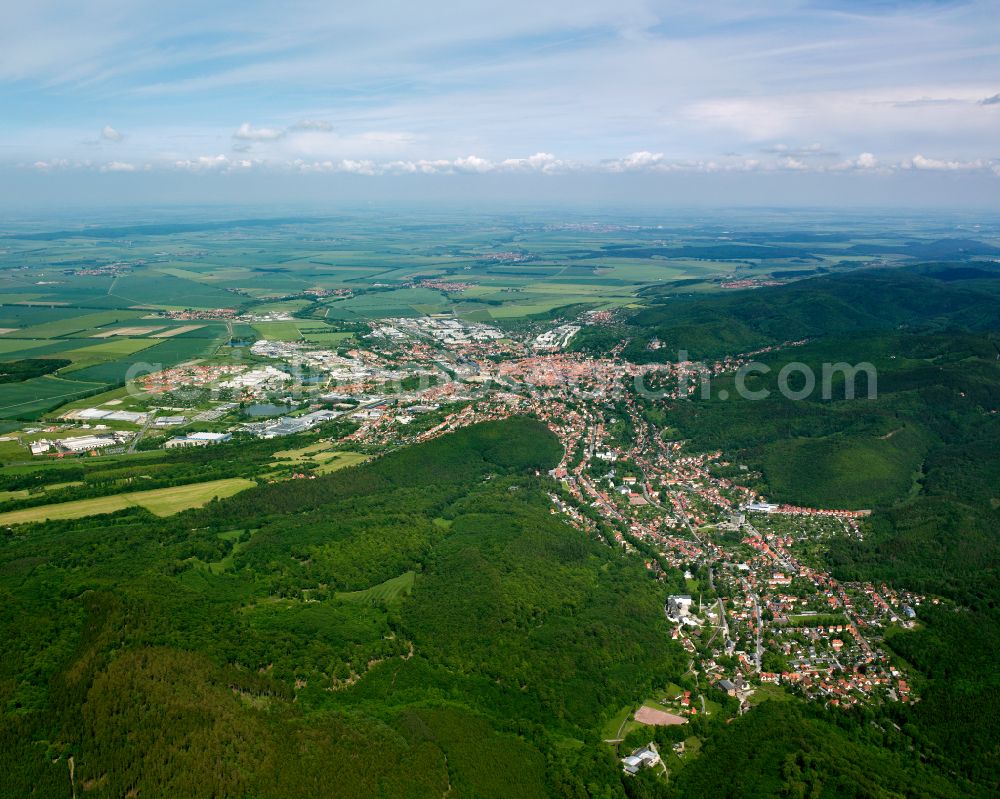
[760,143,838,157]
[101,125,124,142]
[232,122,285,141]
[290,119,334,131]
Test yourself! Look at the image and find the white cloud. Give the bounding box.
[233,122,285,141]
[101,125,123,142]
[337,159,377,175]
[31,158,71,170]
[778,156,808,171]
[830,152,880,171]
[173,154,232,171]
[855,152,878,169]
[453,155,495,173]
[499,152,571,173]
[910,154,985,171]
[289,151,801,177]
[18,148,1000,181]
[288,153,576,176]
[682,84,1000,157]
[606,151,663,172]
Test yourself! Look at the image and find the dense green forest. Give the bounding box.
[0,358,71,383]
[0,418,692,798]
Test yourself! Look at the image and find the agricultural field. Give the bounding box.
[15,310,145,338]
[59,338,160,369]
[0,374,107,419]
[251,320,303,341]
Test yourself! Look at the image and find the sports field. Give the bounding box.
[634,706,687,726]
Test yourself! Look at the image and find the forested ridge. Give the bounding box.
[626,266,1000,796]
[573,261,1000,362]
[0,417,690,798]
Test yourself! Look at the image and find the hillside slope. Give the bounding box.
[0,417,683,798]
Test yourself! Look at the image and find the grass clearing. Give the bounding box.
[271,440,332,463]
[272,442,369,473]
[0,477,255,525]
[748,683,793,706]
[314,450,370,474]
[601,704,636,741]
[194,529,252,574]
[301,331,355,346]
[337,571,415,604]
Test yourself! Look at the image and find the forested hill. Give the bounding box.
[574,262,1000,361]
[0,417,688,798]
[625,271,1000,794]
[192,411,564,524]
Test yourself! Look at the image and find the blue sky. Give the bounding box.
[3,1,999,205]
